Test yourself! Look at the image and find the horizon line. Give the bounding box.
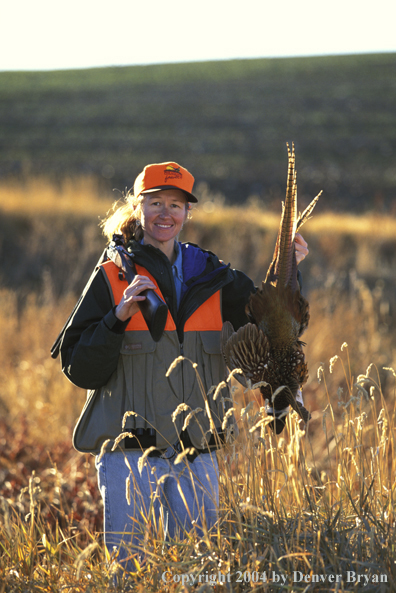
[1,49,395,74]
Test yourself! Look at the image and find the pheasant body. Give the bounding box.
[221,144,321,430]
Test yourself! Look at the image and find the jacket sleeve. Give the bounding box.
[60,268,129,390]
[221,268,256,331]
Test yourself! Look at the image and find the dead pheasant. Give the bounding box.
[222,143,321,433]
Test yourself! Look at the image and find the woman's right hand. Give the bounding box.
[115,275,157,321]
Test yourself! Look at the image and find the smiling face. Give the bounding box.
[139,189,189,257]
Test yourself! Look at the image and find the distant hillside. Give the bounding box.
[1,53,396,213]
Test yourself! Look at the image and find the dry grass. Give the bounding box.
[3,175,396,238]
[1,294,395,591]
[0,290,85,445]
[0,177,395,591]
[0,176,113,217]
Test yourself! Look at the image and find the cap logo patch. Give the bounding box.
[133,161,197,202]
[164,165,182,182]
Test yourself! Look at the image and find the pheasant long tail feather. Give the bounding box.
[265,201,283,284]
[278,142,298,288]
[266,143,298,290]
[296,190,322,232]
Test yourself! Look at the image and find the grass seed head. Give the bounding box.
[172,403,190,424]
[111,432,134,451]
[166,356,185,377]
[137,447,157,475]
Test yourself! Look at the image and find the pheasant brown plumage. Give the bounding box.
[221,144,321,432]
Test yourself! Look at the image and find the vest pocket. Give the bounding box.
[120,332,157,430]
[185,331,225,405]
[201,330,230,415]
[184,331,224,398]
[200,330,222,355]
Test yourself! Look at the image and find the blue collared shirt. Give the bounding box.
[140,239,184,309]
[172,241,183,309]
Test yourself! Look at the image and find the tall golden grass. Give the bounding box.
[0,177,395,591]
[0,176,112,216]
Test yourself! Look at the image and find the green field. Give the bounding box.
[1,53,396,212]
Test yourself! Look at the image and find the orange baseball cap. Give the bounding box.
[134,161,198,202]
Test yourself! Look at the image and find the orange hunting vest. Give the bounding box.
[101,260,223,334]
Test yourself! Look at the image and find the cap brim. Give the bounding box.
[140,185,198,203]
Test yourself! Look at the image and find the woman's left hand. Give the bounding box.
[295,233,309,264]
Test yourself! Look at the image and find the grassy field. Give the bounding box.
[0,178,396,591]
[1,53,396,212]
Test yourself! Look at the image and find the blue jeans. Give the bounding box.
[96,450,219,570]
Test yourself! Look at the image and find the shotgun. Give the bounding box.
[106,239,169,342]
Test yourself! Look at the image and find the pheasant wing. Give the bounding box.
[221,322,270,385]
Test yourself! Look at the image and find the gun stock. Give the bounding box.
[137,288,169,342]
[108,243,169,343]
